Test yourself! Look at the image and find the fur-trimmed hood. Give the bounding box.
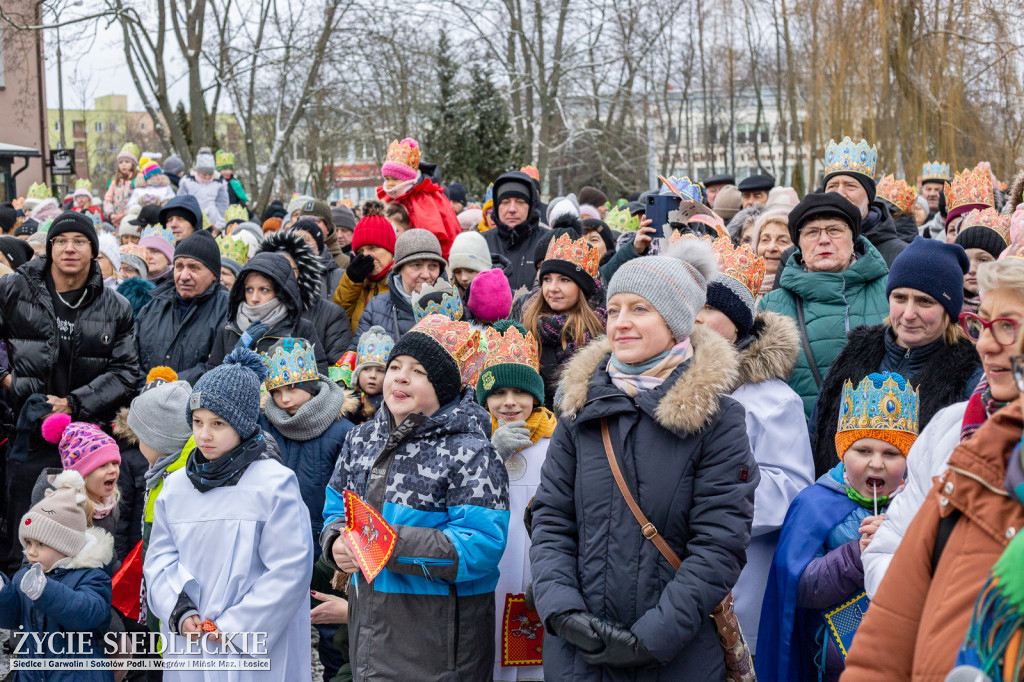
[112,406,136,445]
[558,325,740,434]
[257,229,324,310]
[1007,169,1024,216]
[53,526,114,570]
[733,311,800,389]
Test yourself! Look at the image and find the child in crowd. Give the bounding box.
[144,348,313,678]
[412,280,465,322]
[321,315,509,680]
[103,142,139,227]
[343,326,392,424]
[448,230,495,299]
[0,473,115,680]
[758,372,919,682]
[477,320,555,682]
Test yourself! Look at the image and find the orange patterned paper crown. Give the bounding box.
[409,315,485,387]
[960,208,1010,245]
[544,233,601,281]
[482,323,540,373]
[709,236,766,298]
[945,166,995,214]
[520,165,540,181]
[877,174,918,215]
[384,139,422,173]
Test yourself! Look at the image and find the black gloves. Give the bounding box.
[346,253,376,284]
[550,611,657,668]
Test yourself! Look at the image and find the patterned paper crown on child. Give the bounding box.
[224,204,249,224]
[658,175,703,202]
[381,138,421,178]
[412,280,464,323]
[520,165,540,181]
[823,137,878,179]
[119,142,140,162]
[26,182,52,200]
[261,338,319,391]
[217,235,249,266]
[410,315,485,388]
[605,204,640,233]
[709,236,766,298]
[921,161,951,183]
[356,328,394,369]
[545,232,601,281]
[215,149,234,170]
[836,372,920,458]
[482,322,540,373]
[945,166,995,213]
[74,178,92,193]
[877,175,918,215]
[141,224,175,244]
[960,208,1011,245]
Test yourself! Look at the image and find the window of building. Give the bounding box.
[54,120,60,132]
[140,122,146,131]
[95,121,103,133]
[109,121,117,133]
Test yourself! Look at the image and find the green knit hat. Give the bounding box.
[475,320,545,407]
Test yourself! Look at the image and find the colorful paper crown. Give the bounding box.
[410,315,485,388]
[261,338,319,391]
[202,213,212,231]
[520,165,540,181]
[823,137,877,179]
[74,178,92,193]
[215,149,234,170]
[217,235,249,265]
[545,232,601,281]
[945,167,995,214]
[412,280,464,323]
[140,224,174,244]
[119,242,147,260]
[960,207,1010,245]
[658,175,703,202]
[921,161,951,183]
[356,328,394,368]
[605,204,640,233]
[877,174,918,215]
[119,142,140,161]
[26,182,52,200]
[709,236,766,297]
[836,372,919,458]
[383,138,421,173]
[482,322,539,373]
[140,159,162,181]
[225,204,249,224]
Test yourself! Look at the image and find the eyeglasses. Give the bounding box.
[1011,354,1024,393]
[51,238,92,250]
[959,312,1021,347]
[799,226,848,241]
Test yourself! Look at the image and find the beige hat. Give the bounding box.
[19,470,89,557]
[712,185,742,221]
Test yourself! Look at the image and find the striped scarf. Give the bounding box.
[960,377,1008,443]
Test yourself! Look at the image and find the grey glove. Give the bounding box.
[20,563,46,601]
[491,420,532,460]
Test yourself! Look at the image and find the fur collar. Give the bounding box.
[734,311,800,388]
[558,325,739,434]
[257,230,324,310]
[112,407,136,445]
[1009,170,1024,215]
[52,527,114,571]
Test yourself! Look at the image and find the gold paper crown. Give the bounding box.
[224,204,249,224]
[835,372,919,458]
[482,323,540,373]
[74,178,93,193]
[945,167,995,213]
[409,315,485,388]
[520,165,540,181]
[876,175,918,215]
[545,233,601,281]
[215,149,234,170]
[261,338,319,391]
[824,137,877,179]
[960,208,1010,245]
[119,142,140,161]
[709,236,766,297]
[26,182,52,200]
[921,161,950,183]
[412,280,464,323]
[217,235,249,265]
[384,139,422,172]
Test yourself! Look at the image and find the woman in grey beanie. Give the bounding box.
[529,237,759,680]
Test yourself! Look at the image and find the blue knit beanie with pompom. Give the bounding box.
[186,347,269,438]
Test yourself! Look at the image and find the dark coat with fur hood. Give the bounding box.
[530,326,759,681]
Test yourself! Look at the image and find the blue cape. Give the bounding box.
[755,481,859,682]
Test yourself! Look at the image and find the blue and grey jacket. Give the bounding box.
[320,390,510,681]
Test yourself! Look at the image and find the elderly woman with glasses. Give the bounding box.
[842,254,1024,680]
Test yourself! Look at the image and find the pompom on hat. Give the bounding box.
[126,367,193,454]
[20,470,92,557]
[41,414,121,477]
[187,347,269,439]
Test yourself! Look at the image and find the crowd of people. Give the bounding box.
[0,132,1022,682]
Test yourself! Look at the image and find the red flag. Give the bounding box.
[342,490,398,583]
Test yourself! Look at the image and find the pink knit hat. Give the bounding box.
[41,414,121,476]
[467,268,513,323]
[380,138,421,182]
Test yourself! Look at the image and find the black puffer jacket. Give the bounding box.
[206,252,327,372]
[483,171,551,293]
[861,201,907,267]
[0,258,138,421]
[134,277,230,387]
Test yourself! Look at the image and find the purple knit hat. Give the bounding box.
[467,268,513,323]
[41,414,121,476]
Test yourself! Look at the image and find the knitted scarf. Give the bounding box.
[91,495,118,520]
[265,378,348,442]
[144,452,180,490]
[536,306,608,364]
[235,297,289,331]
[186,430,271,493]
[756,273,775,304]
[961,377,1009,443]
[962,291,981,316]
[491,407,557,449]
[607,340,692,396]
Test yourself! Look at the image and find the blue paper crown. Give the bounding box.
[837,372,919,437]
[658,176,703,202]
[356,328,394,367]
[413,290,464,323]
[824,137,877,179]
[921,161,951,183]
[261,338,319,391]
[484,183,494,204]
[140,224,175,244]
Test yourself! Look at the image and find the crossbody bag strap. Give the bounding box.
[600,418,681,571]
[794,294,824,389]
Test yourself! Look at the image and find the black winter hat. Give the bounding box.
[388,329,462,407]
[445,182,468,205]
[788,192,862,244]
[127,204,162,228]
[822,171,877,204]
[14,219,38,237]
[0,206,17,233]
[956,224,1008,260]
[46,211,99,261]
[0,236,34,270]
[533,227,581,271]
[173,229,220,276]
[291,219,325,254]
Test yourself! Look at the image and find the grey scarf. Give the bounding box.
[144,452,180,490]
[265,377,347,441]
[235,297,289,331]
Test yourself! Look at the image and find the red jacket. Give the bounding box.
[377,178,460,259]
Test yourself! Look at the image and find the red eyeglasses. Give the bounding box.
[959,312,1021,347]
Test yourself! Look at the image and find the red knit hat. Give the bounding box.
[352,215,397,254]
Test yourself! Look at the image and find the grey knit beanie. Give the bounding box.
[128,380,194,454]
[20,471,90,557]
[393,228,445,270]
[607,239,718,341]
[187,348,269,438]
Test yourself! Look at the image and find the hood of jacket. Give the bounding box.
[228,251,303,320]
[491,171,541,246]
[159,193,203,230]
[257,229,324,310]
[558,325,740,434]
[861,201,902,246]
[54,526,114,570]
[780,235,889,303]
[733,310,800,388]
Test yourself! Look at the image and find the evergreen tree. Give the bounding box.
[174,101,193,154]
[465,65,524,197]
